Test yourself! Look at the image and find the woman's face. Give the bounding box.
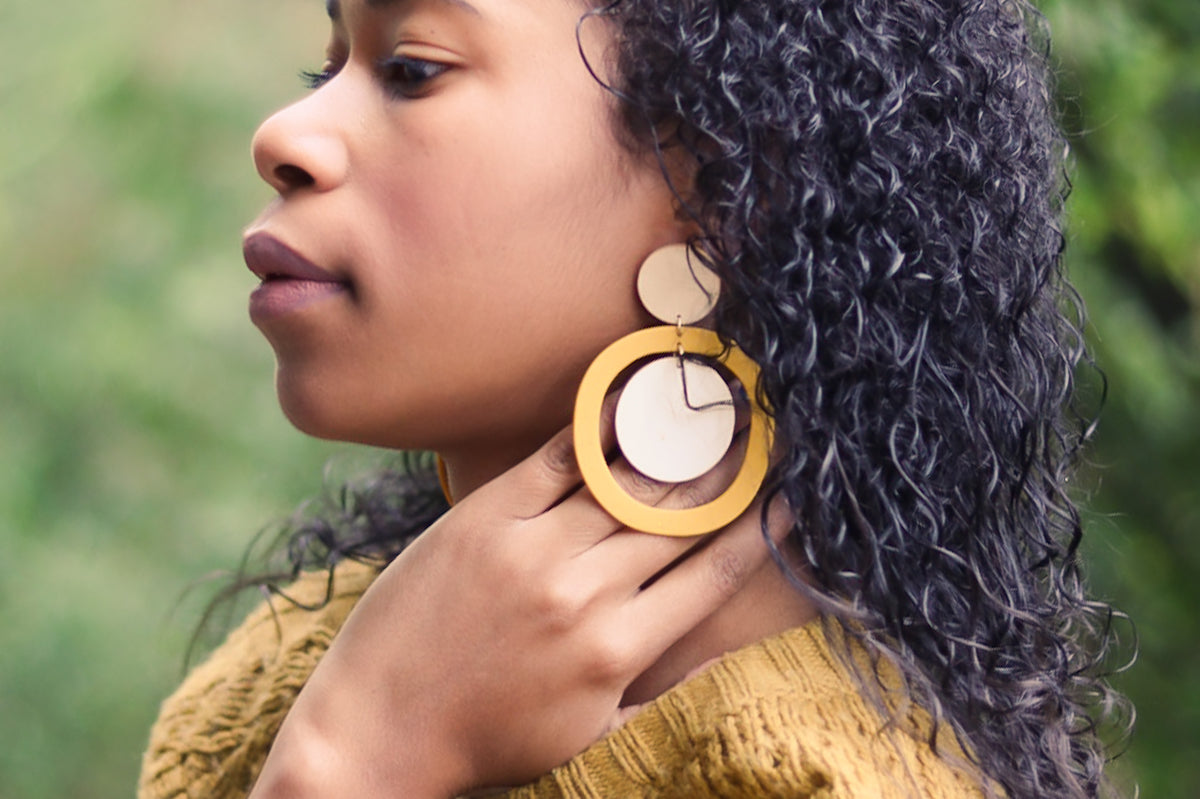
[245,0,683,457]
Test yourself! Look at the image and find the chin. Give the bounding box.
[274,369,375,445]
[275,376,351,442]
[272,368,439,450]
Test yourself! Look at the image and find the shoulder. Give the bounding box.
[507,624,989,799]
[138,559,379,799]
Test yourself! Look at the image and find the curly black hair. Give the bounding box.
[597,0,1129,795]
[227,0,1131,797]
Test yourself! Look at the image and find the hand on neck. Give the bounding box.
[438,450,816,706]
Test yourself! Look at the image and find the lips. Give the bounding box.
[243,232,349,321]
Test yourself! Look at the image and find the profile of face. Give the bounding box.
[245,0,686,460]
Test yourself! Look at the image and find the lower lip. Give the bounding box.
[249,278,348,321]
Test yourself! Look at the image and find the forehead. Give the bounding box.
[325,0,481,20]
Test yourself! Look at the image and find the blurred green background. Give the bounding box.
[0,0,1195,796]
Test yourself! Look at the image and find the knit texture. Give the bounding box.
[140,561,987,798]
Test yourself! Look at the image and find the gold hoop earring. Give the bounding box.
[436,454,454,506]
[573,245,773,537]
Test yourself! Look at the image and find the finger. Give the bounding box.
[622,495,794,671]
[574,427,750,562]
[482,391,621,519]
[542,429,758,609]
[548,422,750,557]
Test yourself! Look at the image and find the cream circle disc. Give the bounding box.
[614,356,736,483]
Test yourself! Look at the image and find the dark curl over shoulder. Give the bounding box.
[597,0,1127,796]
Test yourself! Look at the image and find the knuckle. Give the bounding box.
[669,479,718,510]
[536,575,588,630]
[615,466,667,499]
[584,633,636,684]
[707,543,748,600]
[486,541,534,588]
[540,434,578,480]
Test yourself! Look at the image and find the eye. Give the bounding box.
[378,55,450,99]
[299,60,339,90]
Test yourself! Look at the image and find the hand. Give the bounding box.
[249,402,788,798]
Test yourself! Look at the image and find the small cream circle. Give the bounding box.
[614,356,736,483]
[637,244,721,325]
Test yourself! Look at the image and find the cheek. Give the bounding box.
[364,110,644,336]
[377,76,626,252]
[296,80,674,446]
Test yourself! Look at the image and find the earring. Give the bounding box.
[573,244,773,537]
[436,454,454,506]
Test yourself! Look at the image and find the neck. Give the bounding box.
[437,444,539,504]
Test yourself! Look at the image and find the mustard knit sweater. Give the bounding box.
[139,560,986,798]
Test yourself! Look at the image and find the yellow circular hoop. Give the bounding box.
[573,326,773,537]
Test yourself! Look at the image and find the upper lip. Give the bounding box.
[243,232,343,283]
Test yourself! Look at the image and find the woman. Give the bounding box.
[139,0,1127,796]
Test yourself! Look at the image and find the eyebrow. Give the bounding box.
[326,0,481,21]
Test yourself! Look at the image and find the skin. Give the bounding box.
[244,0,815,794]
[246,0,678,486]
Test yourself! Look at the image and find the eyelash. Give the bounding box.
[299,56,449,99]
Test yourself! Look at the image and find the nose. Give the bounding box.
[251,92,350,195]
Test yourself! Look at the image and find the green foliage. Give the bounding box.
[0,4,345,797]
[1041,0,1200,795]
[0,0,1195,796]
